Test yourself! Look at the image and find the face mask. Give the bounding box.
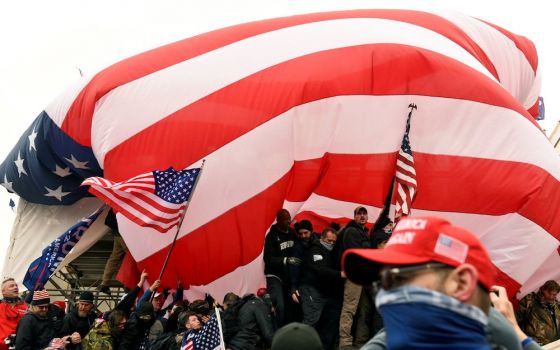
[320,240,334,251]
[376,286,490,350]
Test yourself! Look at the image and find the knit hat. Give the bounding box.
[271,322,322,350]
[79,291,94,304]
[31,289,50,305]
[343,216,496,290]
[295,220,313,233]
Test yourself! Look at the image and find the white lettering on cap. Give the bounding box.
[396,218,428,231]
[386,232,416,246]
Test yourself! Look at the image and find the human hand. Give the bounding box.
[341,271,347,279]
[489,285,526,341]
[291,289,300,304]
[202,315,210,323]
[70,332,81,344]
[150,279,161,292]
[286,257,302,266]
[140,269,148,281]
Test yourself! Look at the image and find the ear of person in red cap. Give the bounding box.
[343,216,497,350]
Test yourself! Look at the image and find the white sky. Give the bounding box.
[0,0,557,274]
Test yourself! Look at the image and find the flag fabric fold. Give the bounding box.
[82,167,201,233]
[22,206,105,290]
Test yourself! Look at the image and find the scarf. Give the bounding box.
[376,286,490,350]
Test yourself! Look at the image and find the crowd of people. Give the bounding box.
[0,207,559,350]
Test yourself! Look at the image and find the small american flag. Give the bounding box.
[181,313,223,350]
[394,104,417,223]
[434,233,469,263]
[82,167,200,233]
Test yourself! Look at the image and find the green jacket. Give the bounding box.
[517,291,560,345]
[82,320,114,350]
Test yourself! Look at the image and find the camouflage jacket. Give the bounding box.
[517,291,560,345]
[82,320,114,350]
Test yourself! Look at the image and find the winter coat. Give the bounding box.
[228,295,274,350]
[16,312,58,350]
[300,240,343,295]
[518,291,560,345]
[118,312,155,350]
[0,299,27,350]
[342,220,370,250]
[82,320,116,350]
[263,224,296,282]
[61,308,97,339]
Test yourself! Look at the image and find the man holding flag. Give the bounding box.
[181,310,224,350]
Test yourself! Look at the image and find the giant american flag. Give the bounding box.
[0,9,558,300]
[394,104,417,223]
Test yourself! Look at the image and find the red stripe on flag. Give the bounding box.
[102,44,534,182]
[279,154,560,239]
[61,10,503,146]
[87,187,183,233]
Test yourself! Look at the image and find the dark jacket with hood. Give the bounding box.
[119,302,155,350]
[16,312,58,350]
[228,294,275,350]
[301,240,343,296]
[263,223,296,282]
[61,308,97,339]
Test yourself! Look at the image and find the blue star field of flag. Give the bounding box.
[0,111,102,205]
[400,113,413,156]
[154,167,201,204]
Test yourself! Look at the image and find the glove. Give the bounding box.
[286,257,302,266]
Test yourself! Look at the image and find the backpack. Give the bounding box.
[222,296,250,342]
[82,321,113,350]
[150,331,180,350]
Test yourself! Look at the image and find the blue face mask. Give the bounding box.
[376,286,490,350]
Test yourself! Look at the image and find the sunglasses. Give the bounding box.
[379,262,449,290]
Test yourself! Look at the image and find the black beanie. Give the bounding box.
[137,301,154,317]
[295,220,313,232]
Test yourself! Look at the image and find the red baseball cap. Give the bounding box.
[343,216,496,290]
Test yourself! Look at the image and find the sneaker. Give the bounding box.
[97,285,111,295]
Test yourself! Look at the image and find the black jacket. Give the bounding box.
[61,308,97,338]
[289,237,314,289]
[301,240,343,295]
[342,220,370,250]
[263,224,296,282]
[16,312,58,350]
[228,295,275,350]
[118,312,155,350]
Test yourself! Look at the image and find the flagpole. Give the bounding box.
[152,159,206,295]
[373,176,395,230]
[214,306,226,350]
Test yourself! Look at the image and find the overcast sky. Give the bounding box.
[0,0,557,274]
